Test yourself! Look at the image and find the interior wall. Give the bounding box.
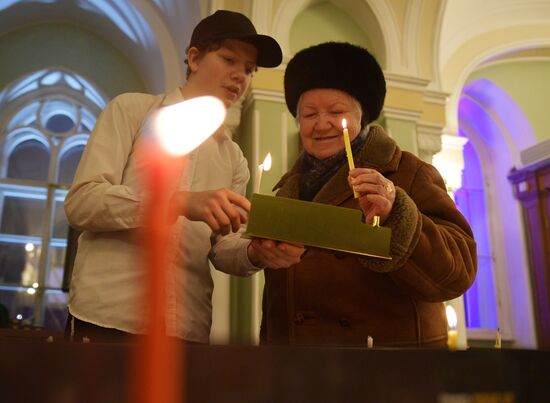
[466,59,550,143]
[288,2,373,54]
[0,23,147,100]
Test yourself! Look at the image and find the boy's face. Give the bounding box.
[187,39,258,108]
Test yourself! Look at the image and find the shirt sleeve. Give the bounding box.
[208,141,262,276]
[64,94,151,232]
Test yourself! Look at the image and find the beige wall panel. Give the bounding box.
[251,68,284,92]
[420,102,446,126]
[385,87,424,112]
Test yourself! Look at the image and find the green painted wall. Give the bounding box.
[0,23,146,100]
[467,60,550,142]
[231,98,300,343]
[379,118,417,154]
[289,2,372,54]
[237,100,301,198]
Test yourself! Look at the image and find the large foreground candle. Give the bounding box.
[134,96,226,403]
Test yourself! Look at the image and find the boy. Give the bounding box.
[64,10,302,343]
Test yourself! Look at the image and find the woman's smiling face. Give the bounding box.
[297,88,362,160]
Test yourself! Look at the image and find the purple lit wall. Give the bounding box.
[457,77,536,335]
[455,141,497,328]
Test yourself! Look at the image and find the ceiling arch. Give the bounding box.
[442,25,550,134]
[0,0,188,93]
[272,0,394,69]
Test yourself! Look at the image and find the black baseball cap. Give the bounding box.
[189,10,283,68]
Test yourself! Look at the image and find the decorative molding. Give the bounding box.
[249,0,272,36]
[520,138,550,167]
[384,72,431,91]
[417,121,445,157]
[402,0,422,74]
[417,120,445,136]
[441,133,468,150]
[424,89,450,105]
[242,88,285,112]
[431,134,468,190]
[381,106,422,122]
[479,54,550,69]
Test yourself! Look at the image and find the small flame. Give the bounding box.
[446,305,457,330]
[262,153,272,171]
[342,118,347,129]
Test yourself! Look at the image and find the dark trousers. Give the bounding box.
[64,311,206,345]
[64,311,133,343]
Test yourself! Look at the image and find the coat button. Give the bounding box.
[294,312,305,325]
[338,317,351,327]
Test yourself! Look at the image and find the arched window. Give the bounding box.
[0,68,107,331]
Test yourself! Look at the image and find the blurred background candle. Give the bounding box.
[446,305,458,351]
[367,335,374,349]
[253,153,272,194]
[495,328,502,349]
[135,96,226,403]
[342,118,359,198]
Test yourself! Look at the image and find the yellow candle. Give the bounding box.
[253,153,272,194]
[447,329,458,351]
[446,305,458,351]
[495,328,502,349]
[367,335,374,349]
[342,119,359,198]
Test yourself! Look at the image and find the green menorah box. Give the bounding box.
[243,194,391,259]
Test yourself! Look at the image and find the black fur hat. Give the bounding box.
[284,42,386,127]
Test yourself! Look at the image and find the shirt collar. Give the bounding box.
[161,87,185,106]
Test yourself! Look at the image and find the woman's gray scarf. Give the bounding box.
[299,129,367,201]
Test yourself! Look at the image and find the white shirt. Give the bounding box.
[65,88,259,343]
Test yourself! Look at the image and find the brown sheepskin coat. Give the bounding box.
[260,125,477,347]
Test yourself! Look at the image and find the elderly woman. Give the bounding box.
[255,42,477,347]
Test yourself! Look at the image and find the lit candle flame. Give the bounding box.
[262,153,272,171]
[342,118,347,129]
[446,305,457,330]
[154,96,226,156]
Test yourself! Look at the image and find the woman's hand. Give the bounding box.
[349,168,395,225]
[247,238,305,269]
